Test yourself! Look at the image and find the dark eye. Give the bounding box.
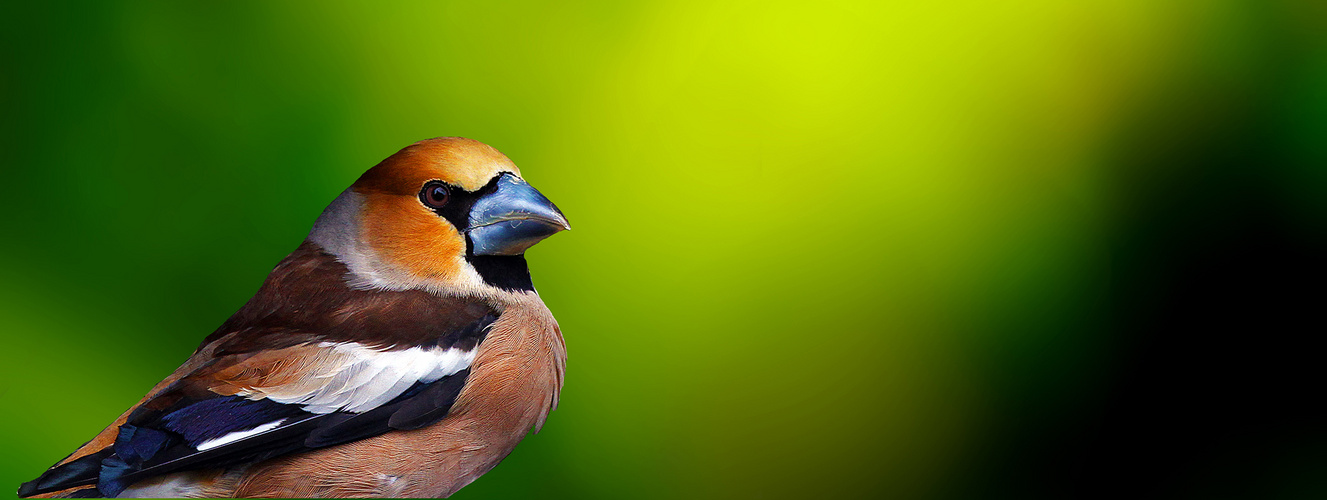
[420,181,450,208]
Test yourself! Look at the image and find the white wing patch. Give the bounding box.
[235,342,476,414]
[195,418,288,451]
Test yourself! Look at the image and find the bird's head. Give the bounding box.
[308,137,569,295]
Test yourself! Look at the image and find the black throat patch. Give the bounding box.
[419,175,536,292]
[467,255,535,292]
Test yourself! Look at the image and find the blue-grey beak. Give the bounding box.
[466,173,570,256]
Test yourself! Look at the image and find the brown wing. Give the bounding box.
[20,241,499,498]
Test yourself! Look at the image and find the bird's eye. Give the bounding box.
[421,181,450,208]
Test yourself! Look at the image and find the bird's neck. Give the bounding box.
[466,255,535,292]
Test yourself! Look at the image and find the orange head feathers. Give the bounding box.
[309,137,568,296]
[354,137,522,194]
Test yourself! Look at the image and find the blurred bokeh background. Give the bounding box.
[1,1,1322,498]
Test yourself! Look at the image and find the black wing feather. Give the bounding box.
[17,449,111,497]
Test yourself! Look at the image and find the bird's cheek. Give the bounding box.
[362,194,468,281]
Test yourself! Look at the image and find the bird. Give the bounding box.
[17,137,570,498]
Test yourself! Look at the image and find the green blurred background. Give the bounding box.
[2,1,1323,498]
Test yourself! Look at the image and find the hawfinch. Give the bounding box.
[18,137,569,498]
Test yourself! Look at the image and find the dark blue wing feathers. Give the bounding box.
[19,371,471,498]
[97,396,315,496]
[105,373,467,496]
[158,397,310,446]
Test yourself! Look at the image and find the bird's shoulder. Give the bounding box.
[203,241,500,355]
